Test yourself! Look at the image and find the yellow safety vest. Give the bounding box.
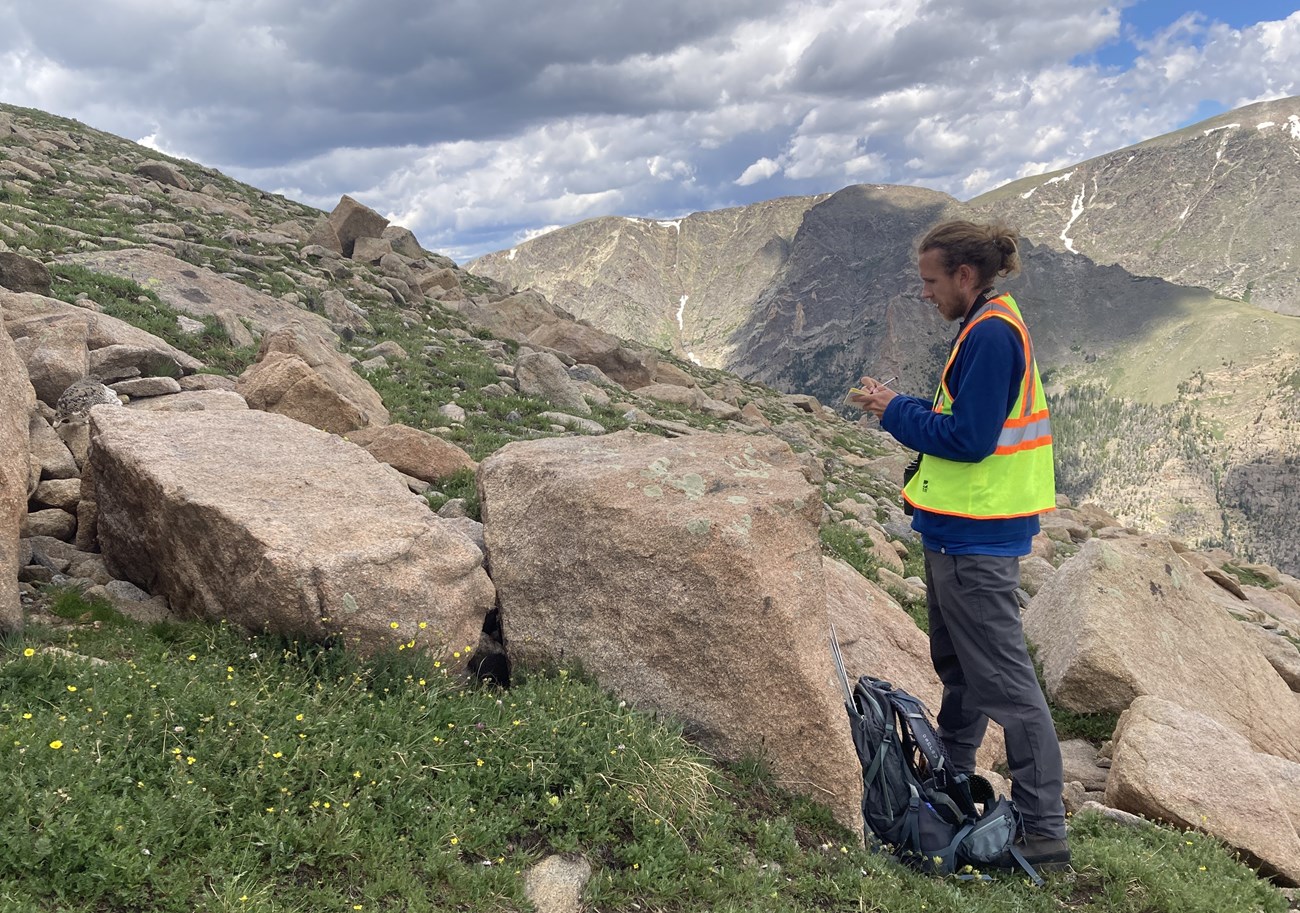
[901,294,1056,519]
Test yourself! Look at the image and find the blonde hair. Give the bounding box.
[919,221,1021,288]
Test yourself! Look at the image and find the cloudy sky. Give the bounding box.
[1,1,1298,262]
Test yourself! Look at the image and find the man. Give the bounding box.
[851,220,1069,870]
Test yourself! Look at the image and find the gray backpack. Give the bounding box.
[830,631,1043,884]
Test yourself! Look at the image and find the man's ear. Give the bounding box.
[956,263,976,290]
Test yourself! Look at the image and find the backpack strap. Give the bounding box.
[924,786,966,825]
[886,689,951,782]
[938,820,976,874]
[863,718,890,783]
[1007,844,1046,888]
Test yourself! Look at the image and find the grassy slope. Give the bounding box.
[0,619,1287,913]
[1074,298,1300,406]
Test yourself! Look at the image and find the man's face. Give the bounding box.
[919,248,975,322]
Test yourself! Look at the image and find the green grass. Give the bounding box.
[425,467,481,521]
[1,618,1286,913]
[48,264,259,376]
[1220,563,1278,590]
[39,582,126,625]
[819,525,878,580]
[356,305,631,461]
[820,525,930,631]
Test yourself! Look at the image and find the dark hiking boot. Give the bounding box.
[1016,834,1071,872]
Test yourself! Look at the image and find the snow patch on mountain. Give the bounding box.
[1060,180,1093,254]
[1203,123,1240,137]
[677,295,701,365]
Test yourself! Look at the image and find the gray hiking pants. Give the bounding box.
[924,550,1066,839]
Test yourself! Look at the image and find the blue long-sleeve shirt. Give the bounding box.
[879,307,1040,556]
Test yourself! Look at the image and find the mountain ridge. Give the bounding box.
[971,95,1300,314]
[467,100,1300,573]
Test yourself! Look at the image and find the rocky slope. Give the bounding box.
[970,95,1300,315]
[468,194,826,365]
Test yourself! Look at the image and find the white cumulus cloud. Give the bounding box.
[0,0,1294,258]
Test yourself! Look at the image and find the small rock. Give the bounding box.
[176,315,206,334]
[523,855,592,913]
[439,403,467,423]
[26,508,77,541]
[537,412,605,435]
[110,377,183,398]
[437,498,469,519]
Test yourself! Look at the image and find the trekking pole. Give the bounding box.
[829,625,855,710]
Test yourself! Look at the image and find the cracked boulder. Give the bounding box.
[478,429,859,828]
[86,407,493,657]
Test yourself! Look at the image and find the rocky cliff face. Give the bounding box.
[468,195,825,367]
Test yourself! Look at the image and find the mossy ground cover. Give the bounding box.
[1,618,1287,913]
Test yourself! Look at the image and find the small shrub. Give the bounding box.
[425,467,481,521]
[1220,563,1276,590]
[39,582,124,625]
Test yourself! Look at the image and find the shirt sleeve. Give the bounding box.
[880,319,1025,463]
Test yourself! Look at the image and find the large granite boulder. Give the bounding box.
[478,429,860,827]
[236,325,389,433]
[328,195,390,259]
[305,217,344,256]
[86,408,493,657]
[59,248,331,337]
[0,251,52,295]
[514,351,590,414]
[527,321,657,390]
[0,320,35,634]
[453,289,563,340]
[826,557,1006,771]
[14,313,89,406]
[1025,537,1300,763]
[345,423,477,485]
[1106,696,1300,886]
[135,160,192,190]
[381,225,427,259]
[1242,584,1300,634]
[28,415,78,480]
[1,289,203,379]
[450,289,657,389]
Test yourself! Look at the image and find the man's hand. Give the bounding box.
[847,375,897,419]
